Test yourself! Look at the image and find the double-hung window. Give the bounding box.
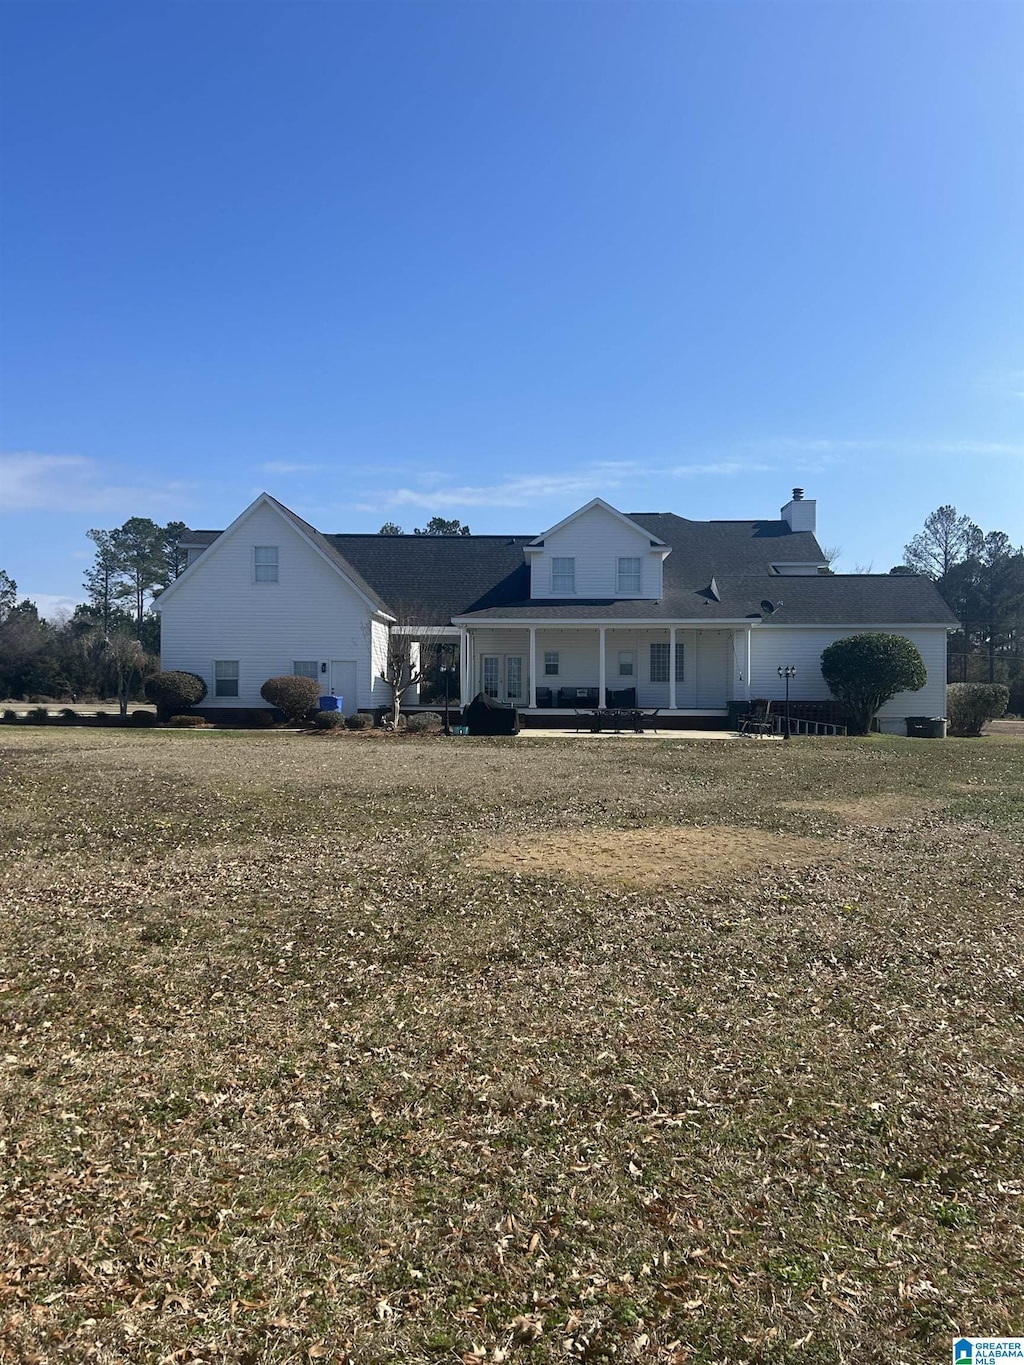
[616,556,642,595]
[544,651,560,676]
[650,642,669,683]
[293,660,318,680]
[254,545,279,583]
[551,557,575,594]
[215,660,239,697]
[650,642,684,684]
[618,650,634,677]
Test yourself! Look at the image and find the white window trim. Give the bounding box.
[617,650,634,677]
[650,641,669,684]
[616,556,642,595]
[293,660,319,680]
[551,557,576,595]
[254,545,279,584]
[543,650,560,676]
[214,659,240,697]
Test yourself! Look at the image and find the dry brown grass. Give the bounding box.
[471,825,835,888]
[1,729,1022,1364]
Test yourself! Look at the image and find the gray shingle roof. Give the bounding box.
[180,506,956,627]
[458,573,957,625]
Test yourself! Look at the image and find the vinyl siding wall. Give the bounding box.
[748,626,948,732]
[530,505,664,599]
[159,502,379,709]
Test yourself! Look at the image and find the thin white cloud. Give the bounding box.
[0,452,197,515]
[341,455,777,516]
[756,437,1024,459]
[666,460,774,477]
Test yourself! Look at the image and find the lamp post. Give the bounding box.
[778,664,796,740]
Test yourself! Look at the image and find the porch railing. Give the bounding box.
[770,715,848,737]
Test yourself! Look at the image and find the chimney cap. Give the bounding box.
[792,487,804,501]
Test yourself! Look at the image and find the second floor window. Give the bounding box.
[551,557,575,594]
[616,556,641,594]
[254,545,279,582]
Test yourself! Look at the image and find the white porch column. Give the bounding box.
[599,627,607,707]
[745,625,752,702]
[529,627,537,709]
[459,629,471,707]
[669,626,677,711]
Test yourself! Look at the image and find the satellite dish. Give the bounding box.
[760,599,776,615]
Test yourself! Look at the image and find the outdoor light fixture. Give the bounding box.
[778,665,796,740]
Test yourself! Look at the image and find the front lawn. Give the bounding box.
[1,730,1021,1362]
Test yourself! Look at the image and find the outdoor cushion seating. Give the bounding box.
[606,687,637,708]
[535,687,554,707]
[559,686,600,707]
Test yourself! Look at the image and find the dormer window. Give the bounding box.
[616,556,641,595]
[551,557,575,594]
[254,546,279,583]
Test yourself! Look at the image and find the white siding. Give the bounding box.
[369,618,392,709]
[159,501,379,709]
[530,505,664,599]
[749,626,948,732]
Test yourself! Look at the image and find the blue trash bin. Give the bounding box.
[318,694,342,711]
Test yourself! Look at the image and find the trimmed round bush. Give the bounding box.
[821,633,926,735]
[130,710,158,726]
[145,670,208,720]
[260,675,322,723]
[243,709,276,728]
[345,712,374,730]
[311,710,347,730]
[947,682,1009,737]
[165,714,211,728]
[27,707,51,724]
[405,711,442,734]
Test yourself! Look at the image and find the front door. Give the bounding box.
[480,655,525,705]
[329,659,358,712]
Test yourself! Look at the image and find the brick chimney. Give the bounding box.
[781,486,816,533]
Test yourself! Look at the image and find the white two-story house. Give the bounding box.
[156,488,956,730]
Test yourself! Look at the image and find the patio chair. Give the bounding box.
[738,699,773,737]
[535,687,553,708]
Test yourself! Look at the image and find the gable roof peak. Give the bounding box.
[529,497,668,547]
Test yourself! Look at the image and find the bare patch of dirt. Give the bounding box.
[471,822,833,888]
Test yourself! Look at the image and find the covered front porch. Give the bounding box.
[456,624,751,717]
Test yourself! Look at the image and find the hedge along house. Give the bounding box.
[156,489,957,730]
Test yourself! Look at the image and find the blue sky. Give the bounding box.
[1,0,1021,616]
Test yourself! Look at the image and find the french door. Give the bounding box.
[480,655,526,705]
